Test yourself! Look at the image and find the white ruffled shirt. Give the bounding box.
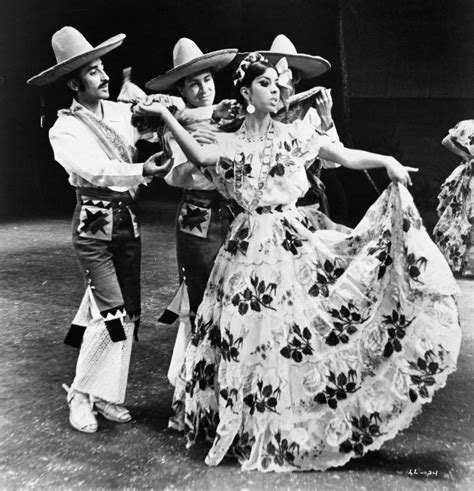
[49,99,148,192]
[164,105,219,191]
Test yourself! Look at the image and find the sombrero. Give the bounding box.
[27,26,125,86]
[146,38,237,92]
[238,34,331,80]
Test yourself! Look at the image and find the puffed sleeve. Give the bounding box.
[447,120,474,156]
[288,119,334,166]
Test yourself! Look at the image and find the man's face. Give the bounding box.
[291,69,302,85]
[76,58,110,101]
[178,70,215,108]
[289,68,301,95]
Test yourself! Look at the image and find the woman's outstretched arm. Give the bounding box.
[319,142,418,187]
[134,102,219,166]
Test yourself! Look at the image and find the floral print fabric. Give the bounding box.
[169,119,461,472]
[434,120,474,274]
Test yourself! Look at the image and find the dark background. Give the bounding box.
[0,0,473,226]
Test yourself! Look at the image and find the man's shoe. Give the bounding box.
[63,384,98,433]
[94,400,132,423]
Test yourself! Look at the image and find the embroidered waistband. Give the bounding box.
[76,188,135,205]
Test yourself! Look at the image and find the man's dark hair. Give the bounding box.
[63,66,86,92]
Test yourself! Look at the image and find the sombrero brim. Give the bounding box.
[288,86,324,105]
[27,34,126,86]
[236,51,331,79]
[145,49,238,92]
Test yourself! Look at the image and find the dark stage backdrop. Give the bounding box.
[0,0,473,224]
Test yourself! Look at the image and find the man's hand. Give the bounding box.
[191,128,217,146]
[143,151,173,177]
[134,101,165,117]
[314,88,334,131]
[213,99,240,121]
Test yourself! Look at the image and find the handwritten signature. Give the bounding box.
[408,468,439,477]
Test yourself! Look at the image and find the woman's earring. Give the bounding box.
[246,103,255,114]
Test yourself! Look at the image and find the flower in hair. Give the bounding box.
[232,52,269,87]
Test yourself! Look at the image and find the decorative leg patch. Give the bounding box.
[64,323,87,348]
[178,203,211,238]
[105,318,127,342]
[101,305,127,342]
[78,202,113,240]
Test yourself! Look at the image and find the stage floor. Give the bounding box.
[1,213,473,489]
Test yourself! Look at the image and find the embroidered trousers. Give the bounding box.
[176,189,236,320]
[68,188,141,403]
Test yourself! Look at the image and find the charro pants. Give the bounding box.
[68,188,141,402]
[175,190,235,320]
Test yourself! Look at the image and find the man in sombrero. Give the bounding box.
[144,39,240,386]
[27,26,171,433]
[260,34,343,220]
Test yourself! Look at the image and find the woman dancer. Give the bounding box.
[135,54,461,472]
[433,120,474,276]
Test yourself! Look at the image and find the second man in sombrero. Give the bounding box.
[145,39,240,389]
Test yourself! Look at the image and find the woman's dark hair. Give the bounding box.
[233,59,276,105]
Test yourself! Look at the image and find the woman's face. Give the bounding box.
[179,70,215,108]
[243,67,280,114]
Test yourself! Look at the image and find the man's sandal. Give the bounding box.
[94,400,132,423]
[62,384,98,433]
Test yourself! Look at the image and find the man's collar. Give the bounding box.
[69,98,125,123]
[70,98,104,118]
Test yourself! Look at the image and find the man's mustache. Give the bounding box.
[99,82,109,89]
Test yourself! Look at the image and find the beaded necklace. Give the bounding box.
[233,119,275,210]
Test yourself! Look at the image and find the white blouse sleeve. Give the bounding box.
[288,119,334,167]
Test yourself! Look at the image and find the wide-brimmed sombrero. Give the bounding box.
[146,38,237,92]
[238,34,331,80]
[27,26,125,86]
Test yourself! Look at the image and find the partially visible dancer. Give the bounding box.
[434,119,474,276]
[27,26,171,433]
[261,34,343,220]
[145,39,240,342]
[135,53,461,472]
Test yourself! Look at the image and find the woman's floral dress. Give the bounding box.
[433,120,474,275]
[169,119,461,472]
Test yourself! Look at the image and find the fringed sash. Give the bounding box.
[59,104,137,163]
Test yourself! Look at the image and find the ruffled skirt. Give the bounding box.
[433,160,474,274]
[169,183,461,472]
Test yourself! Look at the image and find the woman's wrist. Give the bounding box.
[158,105,172,122]
[383,156,397,171]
